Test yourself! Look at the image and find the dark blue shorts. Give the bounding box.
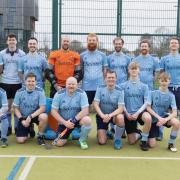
[149,121,171,138]
[16,116,39,137]
[96,114,114,130]
[85,91,96,105]
[169,87,180,110]
[57,121,80,139]
[124,113,144,134]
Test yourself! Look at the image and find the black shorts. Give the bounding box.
[85,91,96,105]
[96,114,114,130]
[149,121,171,138]
[124,113,144,134]
[56,121,80,139]
[169,87,180,110]
[0,83,22,99]
[16,116,39,137]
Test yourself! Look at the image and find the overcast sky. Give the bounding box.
[35,0,178,51]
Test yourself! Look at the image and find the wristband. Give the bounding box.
[19,117,24,122]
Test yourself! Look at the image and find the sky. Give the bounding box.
[35,0,178,51]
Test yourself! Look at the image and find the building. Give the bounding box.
[0,0,38,51]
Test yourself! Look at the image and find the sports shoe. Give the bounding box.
[156,132,163,141]
[168,143,177,152]
[37,135,45,146]
[114,139,122,150]
[106,130,114,140]
[1,138,8,148]
[79,140,88,150]
[140,141,149,151]
[29,124,35,138]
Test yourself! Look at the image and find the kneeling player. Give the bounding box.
[147,72,180,152]
[51,77,92,150]
[93,70,124,149]
[13,73,48,145]
[120,62,152,151]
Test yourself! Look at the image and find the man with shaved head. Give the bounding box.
[51,77,92,149]
[46,37,81,98]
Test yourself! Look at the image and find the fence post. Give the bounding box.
[52,0,59,50]
[117,0,122,37]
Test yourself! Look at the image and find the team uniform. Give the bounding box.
[147,90,177,138]
[160,54,180,110]
[107,52,131,85]
[0,48,25,129]
[0,88,8,146]
[52,88,91,140]
[120,80,149,134]
[18,52,48,88]
[13,86,46,137]
[133,55,160,90]
[94,85,124,130]
[48,50,80,97]
[80,50,107,104]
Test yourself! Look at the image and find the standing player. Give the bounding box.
[159,37,180,140]
[51,77,92,150]
[0,33,25,135]
[120,62,152,151]
[93,70,124,149]
[46,36,81,98]
[133,39,160,90]
[0,88,9,147]
[81,33,107,106]
[13,73,48,145]
[147,72,180,152]
[18,37,48,88]
[107,37,131,85]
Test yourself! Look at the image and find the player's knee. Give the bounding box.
[16,137,27,144]
[98,138,106,145]
[115,114,124,126]
[81,116,92,126]
[171,118,180,129]
[56,140,67,147]
[39,113,48,123]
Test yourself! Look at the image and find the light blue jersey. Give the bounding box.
[120,80,149,114]
[94,85,124,114]
[18,52,48,88]
[52,88,89,120]
[160,53,180,87]
[0,88,8,109]
[13,86,46,117]
[0,49,25,84]
[80,50,107,91]
[107,52,131,85]
[147,89,177,123]
[133,55,160,90]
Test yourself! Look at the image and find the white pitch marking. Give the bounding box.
[0,155,180,160]
[18,156,36,180]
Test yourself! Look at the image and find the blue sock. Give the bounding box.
[168,131,178,145]
[7,112,12,128]
[141,132,149,142]
[79,125,92,142]
[115,125,124,140]
[159,126,164,135]
[1,117,9,139]
[110,122,114,130]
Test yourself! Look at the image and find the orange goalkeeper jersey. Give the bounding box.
[48,49,80,86]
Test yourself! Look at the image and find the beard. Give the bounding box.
[141,49,148,55]
[88,43,97,51]
[115,47,122,52]
[62,44,69,50]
